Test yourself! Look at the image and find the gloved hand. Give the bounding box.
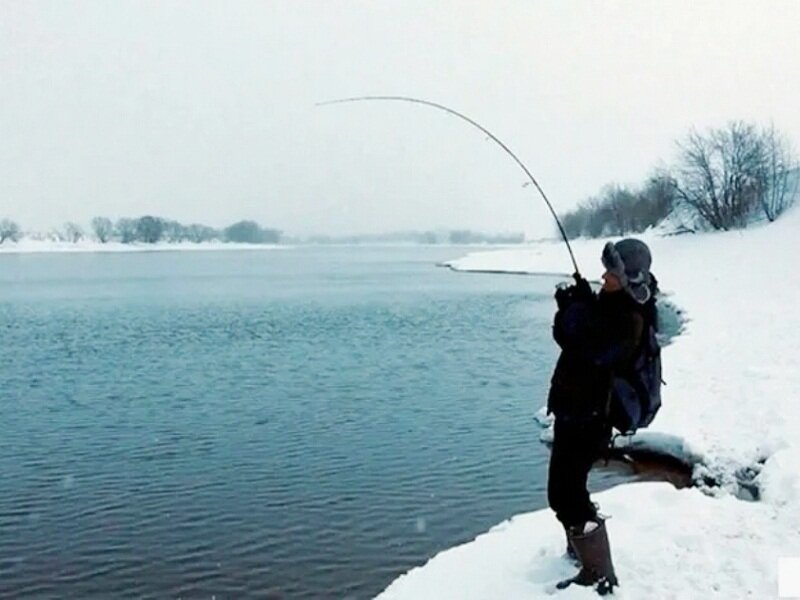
[555,274,594,310]
[572,273,594,302]
[555,284,573,310]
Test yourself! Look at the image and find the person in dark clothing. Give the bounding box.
[546,238,657,595]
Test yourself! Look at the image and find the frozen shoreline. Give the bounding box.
[378,209,800,598]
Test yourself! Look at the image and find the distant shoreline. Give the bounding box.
[0,241,288,255]
[0,240,546,255]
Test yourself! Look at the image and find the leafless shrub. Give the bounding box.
[558,174,675,239]
[63,222,84,243]
[673,121,797,229]
[0,219,21,244]
[91,217,114,243]
[759,125,798,222]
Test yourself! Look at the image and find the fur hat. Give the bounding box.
[601,238,653,304]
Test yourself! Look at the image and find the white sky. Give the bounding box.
[2,0,800,237]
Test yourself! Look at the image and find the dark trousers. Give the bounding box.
[547,416,611,528]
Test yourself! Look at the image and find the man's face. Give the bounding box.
[601,270,623,293]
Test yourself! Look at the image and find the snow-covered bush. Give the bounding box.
[0,219,21,244]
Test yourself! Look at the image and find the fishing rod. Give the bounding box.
[316,95,581,277]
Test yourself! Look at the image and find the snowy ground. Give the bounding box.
[0,239,286,253]
[378,208,800,599]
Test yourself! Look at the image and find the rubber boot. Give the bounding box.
[563,526,579,565]
[556,519,618,595]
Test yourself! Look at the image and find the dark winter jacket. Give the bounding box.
[547,288,649,421]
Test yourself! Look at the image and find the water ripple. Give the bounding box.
[0,248,571,599]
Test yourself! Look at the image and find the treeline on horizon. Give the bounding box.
[0,215,525,246]
[560,121,800,239]
[0,217,281,245]
[303,230,524,245]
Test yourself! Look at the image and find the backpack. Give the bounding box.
[608,316,662,435]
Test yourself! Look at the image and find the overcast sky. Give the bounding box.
[3,1,800,237]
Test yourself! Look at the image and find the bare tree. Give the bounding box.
[673,130,719,229]
[115,218,137,243]
[184,223,219,243]
[0,219,21,244]
[63,222,84,243]
[224,220,280,244]
[604,185,638,235]
[581,198,607,238]
[559,175,675,240]
[135,216,165,244]
[91,217,114,243]
[759,125,798,221]
[637,172,676,227]
[561,207,589,239]
[674,122,771,230]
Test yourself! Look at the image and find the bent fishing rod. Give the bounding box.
[316,95,581,277]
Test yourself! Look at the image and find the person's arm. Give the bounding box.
[552,277,596,350]
[552,298,596,351]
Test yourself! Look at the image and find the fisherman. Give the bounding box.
[546,238,657,595]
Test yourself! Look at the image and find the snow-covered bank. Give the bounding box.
[380,483,782,599]
[379,209,800,598]
[0,239,287,254]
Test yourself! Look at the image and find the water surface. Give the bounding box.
[2,247,571,598]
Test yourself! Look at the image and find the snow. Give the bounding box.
[380,483,787,599]
[0,239,286,254]
[377,207,800,598]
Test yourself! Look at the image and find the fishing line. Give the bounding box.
[317,95,581,276]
